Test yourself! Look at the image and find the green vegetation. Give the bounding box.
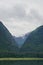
[0,60,43,65]
[21,26,43,54]
[0,58,43,60]
[0,51,43,58]
[0,22,18,53]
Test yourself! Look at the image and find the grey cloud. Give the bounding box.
[0,3,43,24]
[22,9,43,24]
[29,9,43,23]
[0,4,26,21]
[0,7,12,21]
[11,5,26,19]
[11,6,43,24]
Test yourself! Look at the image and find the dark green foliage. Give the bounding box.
[0,60,43,65]
[21,25,43,53]
[0,21,18,52]
[0,52,43,58]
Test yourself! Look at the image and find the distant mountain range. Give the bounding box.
[0,21,43,57]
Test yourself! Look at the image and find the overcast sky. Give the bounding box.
[0,0,43,36]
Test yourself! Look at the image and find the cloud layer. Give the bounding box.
[0,0,43,36]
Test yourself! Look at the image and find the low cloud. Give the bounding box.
[0,0,43,36]
[0,1,43,24]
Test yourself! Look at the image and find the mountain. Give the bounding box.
[20,25,43,53]
[14,33,29,48]
[0,21,18,52]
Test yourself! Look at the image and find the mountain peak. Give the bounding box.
[0,21,3,24]
[0,21,4,27]
[36,25,43,32]
[38,25,43,29]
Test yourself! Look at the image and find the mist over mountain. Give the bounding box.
[20,25,43,53]
[0,21,18,52]
[14,33,29,48]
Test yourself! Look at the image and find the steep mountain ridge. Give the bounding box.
[0,21,18,52]
[20,25,43,53]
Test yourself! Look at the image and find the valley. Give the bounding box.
[0,21,43,58]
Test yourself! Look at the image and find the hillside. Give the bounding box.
[0,21,18,53]
[20,25,43,53]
